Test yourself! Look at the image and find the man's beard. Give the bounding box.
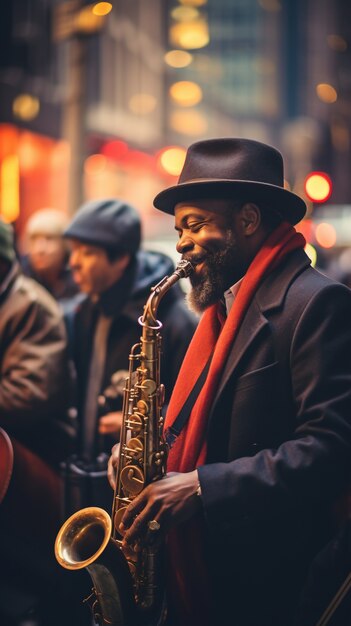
[185,229,242,314]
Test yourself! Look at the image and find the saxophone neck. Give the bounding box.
[141,260,194,327]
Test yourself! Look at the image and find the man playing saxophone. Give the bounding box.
[108,138,351,626]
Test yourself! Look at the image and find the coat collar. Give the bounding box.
[255,247,311,313]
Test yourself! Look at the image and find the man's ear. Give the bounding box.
[238,203,261,235]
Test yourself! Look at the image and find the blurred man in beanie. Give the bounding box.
[0,218,81,626]
[62,198,197,513]
[20,208,81,311]
[108,138,351,626]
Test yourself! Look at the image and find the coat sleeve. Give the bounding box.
[198,282,351,534]
[0,283,70,431]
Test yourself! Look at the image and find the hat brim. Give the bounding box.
[153,179,306,225]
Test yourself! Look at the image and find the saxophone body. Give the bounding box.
[54,260,193,626]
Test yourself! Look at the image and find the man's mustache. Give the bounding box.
[181,254,206,266]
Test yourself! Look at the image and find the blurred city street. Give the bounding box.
[0,0,351,278]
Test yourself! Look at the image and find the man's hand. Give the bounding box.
[120,470,201,547]
[99,411,123,439]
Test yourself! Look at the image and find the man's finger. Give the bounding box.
[120,491,147,529]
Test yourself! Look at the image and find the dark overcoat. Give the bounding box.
[197,248,351,626]
[70,250,198,458]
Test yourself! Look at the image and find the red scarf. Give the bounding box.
[164,222,306,624]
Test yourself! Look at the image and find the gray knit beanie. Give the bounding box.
[63,199,141,255]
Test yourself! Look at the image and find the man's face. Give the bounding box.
[28,233,66,275]
[175,200,247,313]
[68,240,128,297]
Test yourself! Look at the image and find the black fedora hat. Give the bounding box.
[153,138,306,225]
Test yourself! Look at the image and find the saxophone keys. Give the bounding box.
[127,412,143,435]
[141,379,157,395]
[120,464,145,496]
[114,506,127,536]
[154,451,164,466]
[136,400,148,414]
[126,438,144,460]
[158,383,165,408]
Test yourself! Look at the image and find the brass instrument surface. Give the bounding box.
[111,260,193,617]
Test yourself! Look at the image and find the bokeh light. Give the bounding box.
[170,20,210,49]
[316,83,337,104]
[92,2,112,16]
[157,147,187,176]
[315,222,337,248]
[179,0,207,5]
[0,154,20,222]
[171,6,199,21]
[305,172,332,203]
[13,94,40,121]
[164,50,193,68]
[169,81,203,106]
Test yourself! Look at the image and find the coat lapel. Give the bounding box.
[213,298,268,401]
[211,248,311,405]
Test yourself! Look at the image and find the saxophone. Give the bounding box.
[54,259,193,626]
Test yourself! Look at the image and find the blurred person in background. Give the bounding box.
[0,217,72,469]
[0,218,84,626]
[20,208,81,312]
[61,198,197,516]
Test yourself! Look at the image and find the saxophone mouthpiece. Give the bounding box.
[176,259,194,278]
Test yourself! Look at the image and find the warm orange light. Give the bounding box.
[75,5,104,32]
[315,223,336,249]
[316,83,337,104]
[164,50,193,68]
[304,172,332,203]
[92,2,112,16]
[84,154,108,175]
[171,6,199,21]
[0,154,20,222]
[18,134,43,172]
[179,0,207,5]
[170,20,210,50]
[157,147,187,177]
[13,94,40,121]
[169,81,203,107]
